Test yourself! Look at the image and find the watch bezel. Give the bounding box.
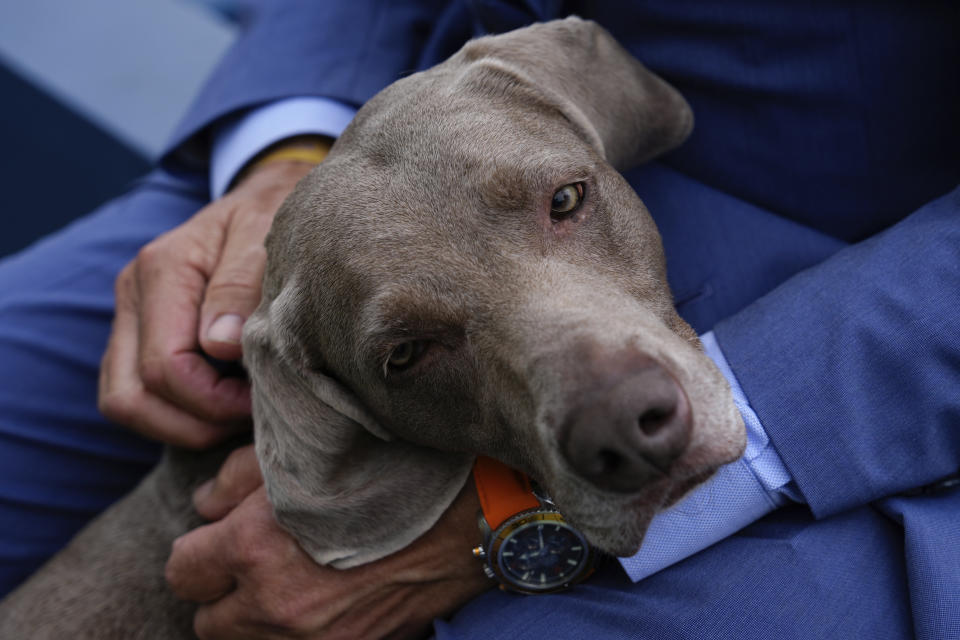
[482,508,596,594]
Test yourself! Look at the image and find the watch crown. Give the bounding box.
[471,545,486,558]
[483,565,496,579]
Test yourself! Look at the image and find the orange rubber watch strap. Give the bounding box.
[473,456,541,530]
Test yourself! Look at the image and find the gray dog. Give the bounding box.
[0,18,744,638]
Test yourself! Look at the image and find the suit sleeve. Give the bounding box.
[714,185,960,519]
[160,0,454,167]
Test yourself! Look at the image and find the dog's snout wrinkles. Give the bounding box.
[559,352,692,493]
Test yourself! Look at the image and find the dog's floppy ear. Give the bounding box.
[455,17,693,169]
[242,288,473,569]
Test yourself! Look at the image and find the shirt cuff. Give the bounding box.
[210,96,357,198]
[617,331,798,583]
[701,331,797,500]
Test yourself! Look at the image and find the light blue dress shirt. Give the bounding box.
[211,96,356,197]
[619,331,799,582]
[210,100,801,583]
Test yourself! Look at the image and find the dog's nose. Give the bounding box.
[559,356,692,493]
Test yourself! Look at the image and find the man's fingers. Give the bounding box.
[192,595,262,640]
[99,265,235,449]
[199,158,318,362]
[101,166,311,446]
[99,262,140,411]
[194,445,264,521]
[166,522,236,604]
[198,203,274,361]
[177,477,489,640]
[173,487,321,637]
[135,224,252,423]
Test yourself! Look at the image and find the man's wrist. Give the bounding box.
[230,135,332,192]
[209,97,357,198]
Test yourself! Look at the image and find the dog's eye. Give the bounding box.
[385,341,426,373]
[551,183,584,218]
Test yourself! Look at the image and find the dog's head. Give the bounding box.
[243,18,745,568]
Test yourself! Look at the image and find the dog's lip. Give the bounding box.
[614,465,717,514]
[549,451,723,511]
[548,462,723,556]
[660,467,717,509]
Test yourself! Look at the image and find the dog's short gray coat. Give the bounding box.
[0,18,744,639]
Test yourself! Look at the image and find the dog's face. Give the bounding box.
[244,18,745,567]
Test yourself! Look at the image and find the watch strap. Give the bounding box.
[473,455,541,530]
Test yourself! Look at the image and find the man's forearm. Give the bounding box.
[716,186,960,518]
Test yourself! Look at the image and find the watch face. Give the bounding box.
[495,518,590,592]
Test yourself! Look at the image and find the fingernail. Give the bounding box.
[193,479,214,506]
[207,314,244,344]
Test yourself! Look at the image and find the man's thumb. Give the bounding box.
[200,277,263,361]
[206,313,246,349]
[199,230,269,361]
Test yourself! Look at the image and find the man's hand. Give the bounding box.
[167,445,492,640]
[98,157,317,448]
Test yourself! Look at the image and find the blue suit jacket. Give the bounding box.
[163,2,960,637]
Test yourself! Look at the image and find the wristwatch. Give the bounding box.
[471,455,596,594]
